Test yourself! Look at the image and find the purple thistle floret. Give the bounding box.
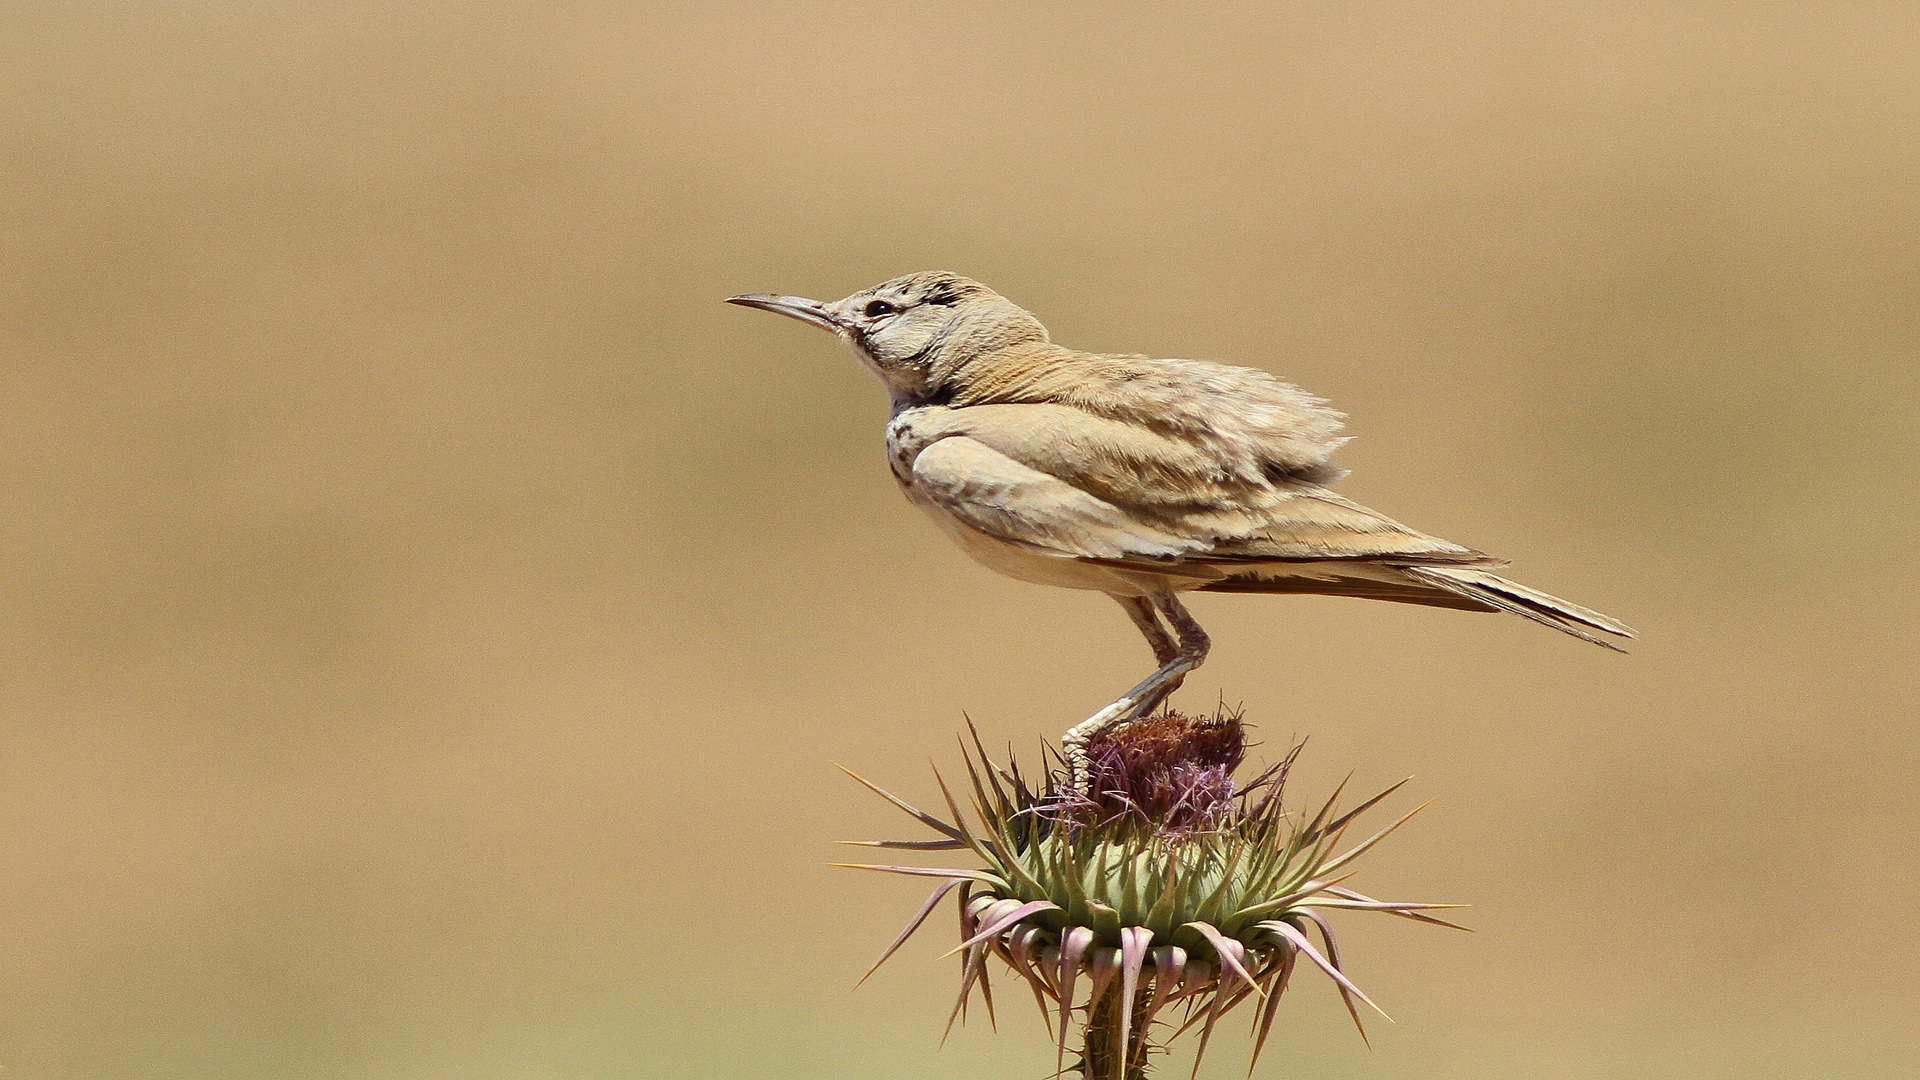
[1052,709,1281,837]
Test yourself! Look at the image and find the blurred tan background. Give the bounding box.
[2,4,1916,1078]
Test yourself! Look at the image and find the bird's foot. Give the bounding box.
[1061,694,1163,794]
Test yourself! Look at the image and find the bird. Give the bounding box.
[727,273,1632,784]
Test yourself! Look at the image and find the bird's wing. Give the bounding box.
[908,435,1195,561]
[907,405,1635,648]
[921,403,1480,564]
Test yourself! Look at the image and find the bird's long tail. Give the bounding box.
[1397,564,1636,651]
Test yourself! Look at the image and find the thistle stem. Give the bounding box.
[1082,988,1153,1080]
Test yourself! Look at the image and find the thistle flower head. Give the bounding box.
[838,711,1463,1079]
[1053,710,1250,836]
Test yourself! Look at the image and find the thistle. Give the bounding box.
[837,711,1464,1079]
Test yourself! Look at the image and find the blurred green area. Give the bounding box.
[1,3,1915,1077]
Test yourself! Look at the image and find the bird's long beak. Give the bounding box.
[725,293,845,333]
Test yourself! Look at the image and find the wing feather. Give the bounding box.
[894,394,1630,649]
[914,404,1477,564]
[908,436,1191,561]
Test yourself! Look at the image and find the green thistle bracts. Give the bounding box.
[838,712,1462,1079]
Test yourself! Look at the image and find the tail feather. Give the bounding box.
[1398,564,1636,651]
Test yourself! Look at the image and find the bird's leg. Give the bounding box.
[1146,593,1208,710]
[1113,593,1179,666]
[1110,592,1184,719]
[1114,592,1193,719]
[1061,594,1211,793]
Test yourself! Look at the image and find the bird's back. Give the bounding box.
[942,345,1351,484]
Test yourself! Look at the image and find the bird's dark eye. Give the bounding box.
[864,300,897,318]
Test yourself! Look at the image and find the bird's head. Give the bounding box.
[727,272,1049,404]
